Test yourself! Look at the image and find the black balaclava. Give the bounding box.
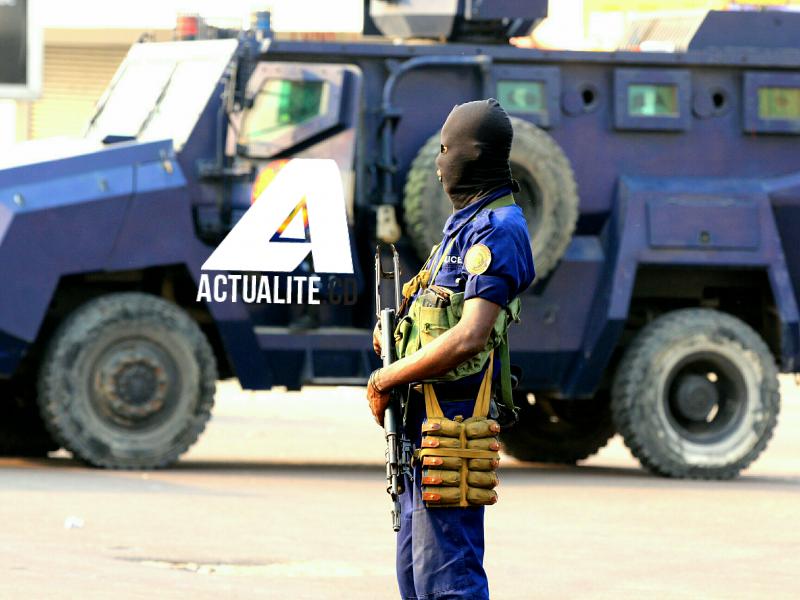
[435,98,519,209]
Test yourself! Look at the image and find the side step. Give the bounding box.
[254,326,377,389]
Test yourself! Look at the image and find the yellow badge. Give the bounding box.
[464,244,492,275]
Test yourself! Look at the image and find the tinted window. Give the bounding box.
[497,80,546,115]
[628,84,678,117]
[240,80,328,145]
[758,87,800,120]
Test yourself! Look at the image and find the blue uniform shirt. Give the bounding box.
[431,187,535,310]
[427,186,536,391]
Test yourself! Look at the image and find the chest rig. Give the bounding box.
[393,195,522,508]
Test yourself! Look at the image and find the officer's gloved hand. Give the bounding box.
[372,322,382,357]
[367,369,390,426]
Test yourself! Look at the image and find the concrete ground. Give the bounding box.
[1,378,798,600]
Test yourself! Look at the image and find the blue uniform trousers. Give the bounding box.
[396,396,490,600]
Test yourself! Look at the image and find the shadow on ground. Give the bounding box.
[2,455,797,492]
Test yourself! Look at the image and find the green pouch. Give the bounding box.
[464,417,501,439]
[413,286,457,347]
[466,437,501,451]
[422,469,461,487]
[467,471,499,489]
[392,193,522,382]
[422,417,463,438]
[468,457,499,471]
[419,413,502,508]
[393,314,414,360]
[423,455,463,470]
[395,292,522,383]
[466,488,498,506]
[421,436,462,450]
[418,306,450,346]
[422,487,462,505]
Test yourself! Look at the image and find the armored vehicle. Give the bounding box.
[1,3,799,478]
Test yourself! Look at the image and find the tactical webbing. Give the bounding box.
[473,351,494,418]
[418,447,498,460]
[402,195,516,301]
[422,243,440,272]
[419,355,501,508]
[423,351,494,419]
[423,381,444,419]
[483,194,516,212]
[498,334,514,416]
[407,194,519,419]
[394,194,522,510]
[429,195,514,286]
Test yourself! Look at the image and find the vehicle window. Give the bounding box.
[239,79,329,145]
[89,61,175,138]
[497,80,546,115]
[758,87,800,121]
[628,84,678,117]
[140,59,222,144]
[85,39,238,148]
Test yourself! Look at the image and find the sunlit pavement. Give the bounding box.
[1,378,798,599]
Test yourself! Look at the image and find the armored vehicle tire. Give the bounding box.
[612,309,780,480]
[38,292,217,469]
[403,117,579,280]
[0,380,60,457]
[500,392,615,463]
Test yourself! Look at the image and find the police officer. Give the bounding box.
[368,98,535,600]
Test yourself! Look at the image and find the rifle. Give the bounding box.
[375,243,414,532]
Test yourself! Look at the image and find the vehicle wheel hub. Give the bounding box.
[673,373,719,421]
[98,349,170,421]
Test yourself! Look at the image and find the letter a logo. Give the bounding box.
[271,197,311,243]
[202,159,354,273]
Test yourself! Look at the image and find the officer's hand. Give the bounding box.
[372,322,382,357]
[367,369,390,427]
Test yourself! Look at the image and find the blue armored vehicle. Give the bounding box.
[1,2,799,479]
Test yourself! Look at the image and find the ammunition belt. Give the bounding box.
[417,352,501,508]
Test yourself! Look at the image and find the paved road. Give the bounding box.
[1,379,799,600]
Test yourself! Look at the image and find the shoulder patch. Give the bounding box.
[465,244,492,275]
